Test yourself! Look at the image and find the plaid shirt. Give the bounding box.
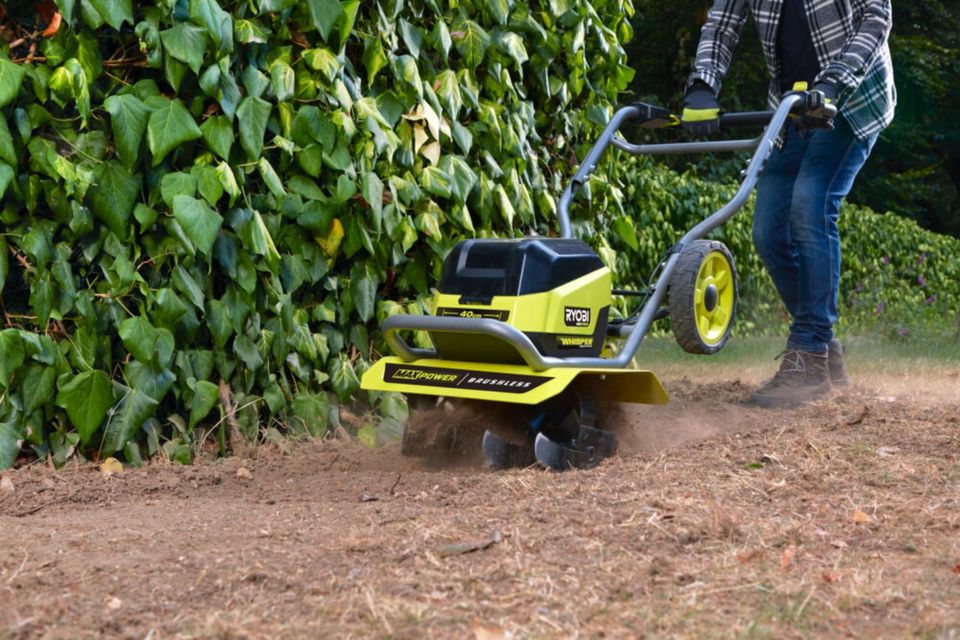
[689,0,896,140]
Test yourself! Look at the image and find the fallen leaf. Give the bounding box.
[830,539,849,549]
[736,549,763,563]
[471,622,508,640]
[852,509,871,524]
[0,475,13,493]
[951,564,960,574]
[822,571,841,583]
[100,457,123,476]
[106,596,122,610]
[876,446,900,457]
[236,467,252,479]
[780,545,796,572]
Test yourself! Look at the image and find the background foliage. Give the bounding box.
[0,0,957,470]
[625,0,960,237]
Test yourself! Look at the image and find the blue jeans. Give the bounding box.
[752,116,878,354]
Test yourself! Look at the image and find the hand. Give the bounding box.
[796,82,838,131]
[681,81,721,136]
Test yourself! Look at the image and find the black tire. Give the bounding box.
[667,239,738,354]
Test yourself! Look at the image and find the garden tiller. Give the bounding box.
[362,88,836,470]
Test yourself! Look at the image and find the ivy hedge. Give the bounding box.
[0,0,637,468]
[0,0,957,470]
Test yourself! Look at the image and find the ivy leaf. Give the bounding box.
[362,172,384,233]
[160,24,208,75]
[305,0,343,41]
[451,19,490,68]
[87,0,133,30]
[0,329,25,388]
[270,60,295,101]
[420,166,452,199]
[329,353,359,402]
[188,380,219,430]
[0,116,14,168]
[0,162,13,201]
[56,370,113,445]
[103,94,149,168]
[486,0,513,25]
[200,115,233,160]
[22,364,55,414]
[102,388,159,456]
[172,195,223,256]
[88,161,140,237]
[145,96,202,166]
[190,0,234,56]
[435,70,463,120]
[258,157,285,197]
[0,57,27,108]
[0,422,22,470]
[497,31,529,68]
[236,96,272,160]
[350,262,378,322]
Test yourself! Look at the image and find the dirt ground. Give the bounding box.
[1,367,959,639]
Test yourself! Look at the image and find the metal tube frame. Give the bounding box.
[383,94,803,372]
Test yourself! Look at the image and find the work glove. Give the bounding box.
[794,81,838,130]
[681,80,721,136]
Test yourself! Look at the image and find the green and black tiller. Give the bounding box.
[362,87,836,470]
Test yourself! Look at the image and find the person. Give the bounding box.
[681,0,896,407]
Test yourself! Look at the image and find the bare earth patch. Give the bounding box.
[1,371,959,638]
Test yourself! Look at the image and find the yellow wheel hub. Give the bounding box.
[693,251,735,345]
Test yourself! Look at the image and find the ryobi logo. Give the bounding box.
[564,306,591,328]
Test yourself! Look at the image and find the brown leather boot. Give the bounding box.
[750,349,832,408]
[827,339,849,387]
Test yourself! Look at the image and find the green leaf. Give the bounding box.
[248,209,281,267]
[22,364,55,414]
[103,94,149,168]
[420,166,453,199]
[329,353,359,402]
[451,20,490,68]
[0,57,28,109]
[160,23,208,75]
[88,0,133,30]
[88,162,140,236]
[172,195,223,255]
[216,162,240,203]
[190,0,234,56]
[0,329,25,388]
[305,0,343,42]
[236,96,272,160]
[102,388,158,456]
[196,165,224,205]
[200,115,233,160]
[145,96,203,166]
[188,380,219,430]
[435,70,463,120]
[0,162,13,201]
[497,32,529,67]
[362,172,383,233]
[0,115,15,168]
[486,0,513,25]
[270,60,295,102]
[350,263,378,322]
[235,19,270,44]
[0,422,22,470]
[258,157,285,197]
[56,370,113,445]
